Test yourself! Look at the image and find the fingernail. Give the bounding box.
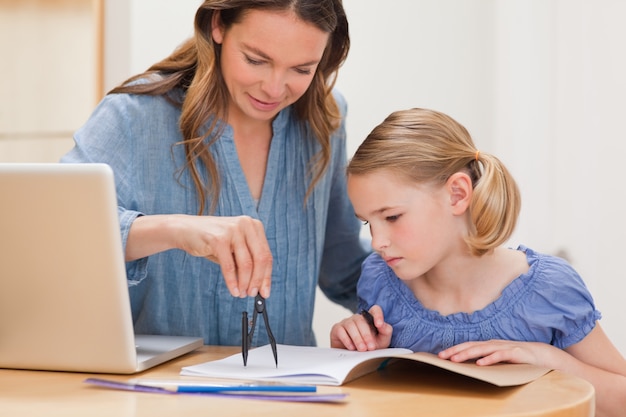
[249,287,259,297]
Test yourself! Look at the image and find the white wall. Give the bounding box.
[550,0,626,354]
[105,0,626,352]
[103,0,200,91]
[488,0,626,354]
[0,1,97,162]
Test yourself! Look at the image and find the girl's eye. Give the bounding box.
[385,215,400,222]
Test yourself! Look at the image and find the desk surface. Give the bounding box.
[0,346,595,417]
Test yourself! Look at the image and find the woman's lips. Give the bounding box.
[249,94,281,112]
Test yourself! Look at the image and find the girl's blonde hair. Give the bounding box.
[348,108,521,256]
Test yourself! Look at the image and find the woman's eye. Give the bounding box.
[245,55,263,66]
[294,67,312,75]
[385,215,400,222]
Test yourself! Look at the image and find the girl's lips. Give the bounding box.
[384,257,402,267]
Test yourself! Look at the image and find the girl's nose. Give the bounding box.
[369,226,389,252]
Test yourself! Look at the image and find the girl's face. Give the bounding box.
[212,9,329,126]
[347,170,466,281]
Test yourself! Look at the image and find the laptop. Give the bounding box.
[0,163,203,373]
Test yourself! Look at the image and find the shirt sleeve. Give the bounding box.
[355,253,396,313]
[60,93,149,284]
[523,251,602,349]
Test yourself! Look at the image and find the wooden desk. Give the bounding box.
[0,346,595,417]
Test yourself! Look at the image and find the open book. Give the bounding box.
[181,344,551,387]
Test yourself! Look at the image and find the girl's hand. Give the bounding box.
[330,305,393,351]
[438,339,560,368]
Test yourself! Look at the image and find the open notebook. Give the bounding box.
[181,344,551,387]
[0,163,203,373]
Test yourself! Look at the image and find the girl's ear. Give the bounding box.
[446,172,473,215]
[211,11,225,44]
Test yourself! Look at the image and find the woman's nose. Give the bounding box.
[261,70,286,99]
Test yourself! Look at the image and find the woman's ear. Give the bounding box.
[211,11,224,44]
[446,172,473,215]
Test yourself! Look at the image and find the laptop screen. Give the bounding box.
[0,163,202,373]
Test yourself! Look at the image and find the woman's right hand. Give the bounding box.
[126,214,273,298]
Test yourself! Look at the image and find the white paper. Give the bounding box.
[180,344,411,386]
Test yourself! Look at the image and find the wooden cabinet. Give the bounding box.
[0,0,103,162]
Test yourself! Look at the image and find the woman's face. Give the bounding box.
[212,9,329,127]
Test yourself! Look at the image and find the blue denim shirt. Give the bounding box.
[61,88,369,346]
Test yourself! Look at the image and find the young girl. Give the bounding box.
[330,108,626,417]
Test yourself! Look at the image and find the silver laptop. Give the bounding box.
[0,163,203,373]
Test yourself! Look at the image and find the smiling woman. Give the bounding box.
[60,0,369,349]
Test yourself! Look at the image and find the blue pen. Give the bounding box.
[176,384,316,393]
[85,378,316,393]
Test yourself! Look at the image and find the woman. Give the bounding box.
[62,0,368,346]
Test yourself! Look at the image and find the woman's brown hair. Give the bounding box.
[110,0,350,214]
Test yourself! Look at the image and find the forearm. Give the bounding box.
[591,373,626,417]
[124,213,273,298]
[551,348,626,417]
[125,214,183,261]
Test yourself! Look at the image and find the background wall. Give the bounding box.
[101,0,626,352]
[0,0,99,162]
